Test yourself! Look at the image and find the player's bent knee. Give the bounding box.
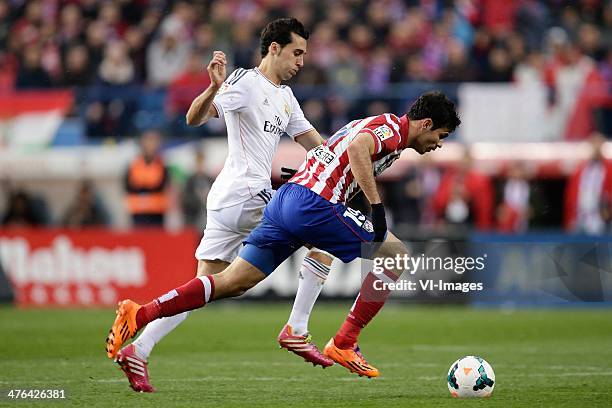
[306,249,334,266]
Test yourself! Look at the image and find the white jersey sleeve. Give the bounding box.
[284,88,314,139]
[212,68,251,119]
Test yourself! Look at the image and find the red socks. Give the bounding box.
[136,276,215,329]
[334,270,397,349]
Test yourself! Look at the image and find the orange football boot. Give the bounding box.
[323,338,380,378]
[105,299,141,359]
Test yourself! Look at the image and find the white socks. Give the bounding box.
[132,311,191,361]
[287,256,331,336]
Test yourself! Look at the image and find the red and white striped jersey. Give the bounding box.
[290,113,410,204]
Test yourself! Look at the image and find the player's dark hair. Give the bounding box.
[260,18,309,58]
[407,91,461,133]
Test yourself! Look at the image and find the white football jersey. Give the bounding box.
[207,67,313,210]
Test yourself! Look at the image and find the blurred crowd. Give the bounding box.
[0,0,611,137]
[3,130,610,235]
[1,0,611,235]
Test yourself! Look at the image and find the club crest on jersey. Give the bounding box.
[284,103,290,118]
[217,83,229,94]
[373,125,393,141]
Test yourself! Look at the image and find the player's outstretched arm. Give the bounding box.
[294,129,325,151]
[186,51,227,126]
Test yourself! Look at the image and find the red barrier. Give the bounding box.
[0,228,199,306]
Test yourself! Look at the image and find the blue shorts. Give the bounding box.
[242,183,374,275]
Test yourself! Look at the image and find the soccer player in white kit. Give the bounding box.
[110,18,335,392]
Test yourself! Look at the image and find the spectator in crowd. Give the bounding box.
[326,42,363,97]
[160,1,196,44]
[181,149,214,230]
[514,51,546,85]
[432,149,494,230]
[543,27,607,140]
[307,21,338,70]
[98,1,127,39]
[515,0,550,51]
[0,1,11,51]
[0,0,610,140]
[387,156,442,228]
[166,51,210,121]
[1,187,47,227]
[15,45,52,88]
[84,40,138,138]
[124,130,170,227]
[417,156,443,227]
[497,163,532,233]
[62,180,110,228]
[98,40,135,86]
[61,44,93,87]
[392,53,429,83]
[85,20,107,69]
[124,26,148,83]
[57,3,84,51]
[365,47,393,92]
[146,19,191,88]
[192,23,215,58]
[483,46,514,82]
[231,23,257,69]
[438,40,479,82]
[386,169,424,226]
[301,99,329,135]
[564,133,612,234]
[327,96,350,134]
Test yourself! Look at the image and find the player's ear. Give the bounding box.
[270,42,279,56]
[422,118,433,131]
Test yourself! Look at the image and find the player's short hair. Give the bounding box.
[407,91,461,133]
[260,18,309,58]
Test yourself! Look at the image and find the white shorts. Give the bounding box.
[195,190,273,263]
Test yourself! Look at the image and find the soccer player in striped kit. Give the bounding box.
[106,91,460,379]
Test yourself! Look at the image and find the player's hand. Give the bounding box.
[371,203,387,243]
[280,167,298,180]
[207,51,227,88]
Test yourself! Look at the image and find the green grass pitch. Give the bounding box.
[1,304,611,407]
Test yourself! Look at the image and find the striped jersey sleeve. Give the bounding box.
[289,114,404,204]
[360,114,403,156]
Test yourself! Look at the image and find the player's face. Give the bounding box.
[413,124,450,155]
[276,33,307,81]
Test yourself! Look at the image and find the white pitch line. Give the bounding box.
[1,377,349,385]
[4,371,612,387]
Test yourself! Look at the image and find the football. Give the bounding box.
[447,356,495,398]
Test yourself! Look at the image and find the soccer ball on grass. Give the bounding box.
[447,356,495,398]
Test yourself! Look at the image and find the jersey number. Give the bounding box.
[343,208,374,233]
